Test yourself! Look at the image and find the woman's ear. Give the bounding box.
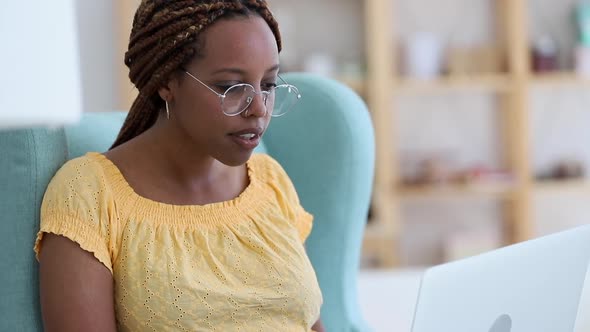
[158,82,173,103]
[157,73,181,102]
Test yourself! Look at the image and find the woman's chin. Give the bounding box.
[216,152,254,168]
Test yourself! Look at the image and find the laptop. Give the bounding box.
[411,225,590,332]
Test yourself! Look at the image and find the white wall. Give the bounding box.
[75,0,118,113]
[1,1,82,128]
[270,0,365,73]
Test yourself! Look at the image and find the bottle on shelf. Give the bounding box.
[575,0,590,77]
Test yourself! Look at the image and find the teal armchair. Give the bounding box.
[0,73,375,331]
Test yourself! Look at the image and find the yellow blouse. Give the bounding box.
[34,152,322,331]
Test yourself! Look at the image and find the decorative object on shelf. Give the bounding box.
[402,150,512,188]
[553,159,585,179]
[402,32,445,80]
[456,165,513,185]
[532,35,559,73]
[446,47,472,76]
[575,1,590,77]
[417,157,453,185]
[576,0,590,46]
[400,150,457,186]
[446,45,503,76]
[536,159,586,181]
[472,45,504,74]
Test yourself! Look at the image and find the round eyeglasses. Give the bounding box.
[184,71,301,117]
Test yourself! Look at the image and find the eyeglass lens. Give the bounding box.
[221,85,299,116]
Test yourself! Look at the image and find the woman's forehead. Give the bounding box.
[191,16,279,73]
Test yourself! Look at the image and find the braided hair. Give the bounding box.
[111,0,282,149]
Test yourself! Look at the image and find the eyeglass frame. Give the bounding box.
[182,70,301,117]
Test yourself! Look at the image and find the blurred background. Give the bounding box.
[71,0,590,269]
[268,1,590,328]
[14,1,590,329]
[269,0,590,269]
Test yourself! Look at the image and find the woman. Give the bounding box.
[35,1,324,330]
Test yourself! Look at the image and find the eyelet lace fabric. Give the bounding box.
[34,153,322,331]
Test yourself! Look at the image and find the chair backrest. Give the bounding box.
[0,128,66,331]
[264,73,375,331]
[0,73,374,331]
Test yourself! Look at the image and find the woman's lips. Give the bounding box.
[229,132,261,150]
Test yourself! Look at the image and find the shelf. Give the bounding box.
[395,75,512,95]
[530,72,590,87]
[533,179,590,194]
[341,74,560,95]
[398,182,515,200]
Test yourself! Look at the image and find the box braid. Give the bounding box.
[110,0,282,149]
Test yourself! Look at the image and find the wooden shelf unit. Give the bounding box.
[530,72,590,87]
[395,74,513,95]
[398,183,516,200]
[361,0,540,267]
[533,179,590,194]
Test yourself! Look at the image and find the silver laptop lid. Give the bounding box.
[411,225,590,332]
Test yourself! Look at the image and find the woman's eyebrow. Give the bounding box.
[211,64,280,75]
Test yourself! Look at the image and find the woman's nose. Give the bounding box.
[243,93,268,118]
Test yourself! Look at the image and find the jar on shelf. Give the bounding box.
[531,35,558,73]
[402,32,444,80]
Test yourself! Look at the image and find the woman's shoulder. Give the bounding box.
[47,152,112,193]
[248,154,313,242]
[54,151,106,175]
[249,153,287,182]
[59,152,105,171]
[248,153,300,200]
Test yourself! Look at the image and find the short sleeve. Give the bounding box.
[34,156,115,273]
[261,155,314,243]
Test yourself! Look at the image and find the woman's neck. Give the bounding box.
[106,120,248,205]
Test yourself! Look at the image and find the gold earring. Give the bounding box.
[165,101,170,120]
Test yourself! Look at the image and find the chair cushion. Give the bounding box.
[65,112,127,159]
[0,128,68,331]
[264,73,374,331]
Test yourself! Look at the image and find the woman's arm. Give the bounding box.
[39,234,117,332]
[312,318,326,332]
